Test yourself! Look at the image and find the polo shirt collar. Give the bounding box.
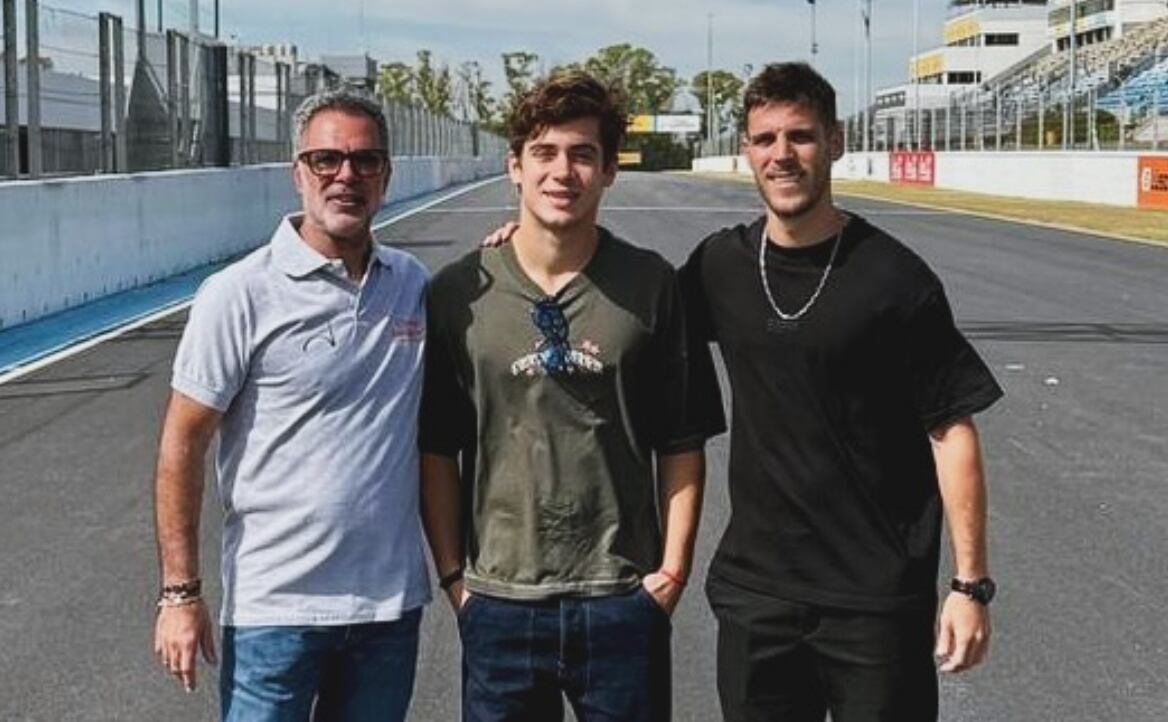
[272,214,391,279]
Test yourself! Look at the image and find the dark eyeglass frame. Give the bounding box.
[296,148,389,179]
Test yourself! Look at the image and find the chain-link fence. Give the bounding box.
[0,4,14,178]
[384,98,507,158]
[697,133,741,158]
[1,0,505,179]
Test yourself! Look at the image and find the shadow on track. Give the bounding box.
[961,321,1168,344]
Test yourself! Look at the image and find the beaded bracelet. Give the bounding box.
[161,578,202,596]
[157,578,203,608]
[156,594,203,609]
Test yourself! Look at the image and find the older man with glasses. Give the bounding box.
[152,87,430,722]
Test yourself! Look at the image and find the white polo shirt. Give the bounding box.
[172,215,431,626]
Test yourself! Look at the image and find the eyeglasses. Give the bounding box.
[531,298,572,375]
[296,148,389,178]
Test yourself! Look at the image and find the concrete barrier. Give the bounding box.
[695,152,892,182]
[927,152,1140,206]
[833,152,890,182]
[0,155,503,330]
[692,155,742,174]
[694,152,891,183]
[699,150,1168,208]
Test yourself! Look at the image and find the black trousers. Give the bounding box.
[706,574,938,722]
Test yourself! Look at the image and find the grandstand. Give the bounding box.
[872,0,1050,149]
[1096,48,1168,112]
[993,15,1168,104]
[862,0,1168,151]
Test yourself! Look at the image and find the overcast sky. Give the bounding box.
[50,0,952,116]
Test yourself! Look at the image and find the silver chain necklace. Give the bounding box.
[758,222,843,322]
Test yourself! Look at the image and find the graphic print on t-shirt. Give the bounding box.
[510,297,604,377]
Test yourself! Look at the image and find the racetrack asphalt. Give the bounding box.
[1,171,1165,721]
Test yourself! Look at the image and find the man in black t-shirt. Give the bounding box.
[679,63,1002,721]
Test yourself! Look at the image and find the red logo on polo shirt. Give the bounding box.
[391,318,425,342]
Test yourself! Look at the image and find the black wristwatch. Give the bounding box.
[950,577,996,605]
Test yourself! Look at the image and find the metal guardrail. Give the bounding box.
[0,0,503,179]
[846,19,1168,153]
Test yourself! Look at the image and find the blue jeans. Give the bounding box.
[220,608,422,722]
[458,587,672,722]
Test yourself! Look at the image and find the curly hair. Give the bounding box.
[507,71,627,165]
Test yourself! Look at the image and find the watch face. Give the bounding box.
[974,578,996,604]
[952,577,996,604]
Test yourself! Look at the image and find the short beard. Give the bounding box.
[756,167,830,221]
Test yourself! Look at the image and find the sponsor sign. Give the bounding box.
[626,114,702,134]
[627,115,655,133]
[617,151,643,166]
[1137,156,1168,209]
[889,151,935,187]
[654,115,701,133]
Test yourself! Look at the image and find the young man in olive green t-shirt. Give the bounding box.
[419,73,724,722]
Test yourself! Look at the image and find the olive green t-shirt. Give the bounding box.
[420,229,721,600]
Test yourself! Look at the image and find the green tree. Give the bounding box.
[639,66,683,114]
[1017,107,1119,148]
[457,60,496,125]
[580,43,683,113]
[415,50,453,116]
[501,50,540,120]
[376,61,414,103]
[690,70,744,136]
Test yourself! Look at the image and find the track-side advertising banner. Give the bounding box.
[626,114,701,134]
[1137,156,1168,209]
[627,115,655,133]
[617,151,643,166]
[890,151,935,187]
[654,115,701,133]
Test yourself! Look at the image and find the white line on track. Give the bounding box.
[420,206,950,216]
[0,301,193,386]
[421,205,760,214]
[373,175,505,229]
[0,175,508,387]
[847,209,951,216]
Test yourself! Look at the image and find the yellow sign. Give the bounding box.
[909,52,944,80]
[943,17,980,45]
[627,115,654,133]
[617,151,642,166]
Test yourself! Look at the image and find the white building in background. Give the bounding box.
[1048,0,1168,50]
[915,0,1051,86]
[871,0,1168,149]
[874,0,1050,142]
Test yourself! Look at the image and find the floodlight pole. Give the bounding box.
[706,12,714,144]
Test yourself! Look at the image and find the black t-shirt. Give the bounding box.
[680,213,1002,612]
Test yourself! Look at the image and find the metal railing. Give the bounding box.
[847,19,1168,153]
[1,0,504,179]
